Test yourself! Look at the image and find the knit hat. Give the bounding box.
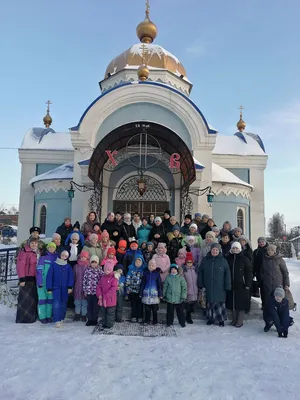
[130,241,139,249]
[205,231,215,239]
[234,227,243,234]
[186,235,195,244]
[202,214,210,219]
[212,226,220,232]
[154,217,162,223]
[170,263,179,271]
[164,209,171,216]
[89,233,99,241]
[101,230,109,238]
[274,286,285,299]
[190,223,198,230]
[114,263,124,272]
[47,242,56,250]
[71,232,80,240]
[90,255,99,264]
[64,217,71,222]
[147,241,154,247]
[194,213,201,218]
[231,242,242,251]
[185,252,194,263]
[210,243,221,251]
[80,250,90,259]
[93,222,101,229]
[172,224,180,232]
[118,240,127,249]
[107,247,116,256]
[104,259,115,274]
[268,244,277,252]
[184,214,192,220]
[30,226,41,234]
[73,221,80,229]
[257,236,266,243]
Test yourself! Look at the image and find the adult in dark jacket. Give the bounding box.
[197,214,210,235]
[56,217,73,245]
[263,287,290,337]
[180,214,192,235]
[100,212,120,243]
[120,213,136,246]
[219,233,231,257]
[226,242,252,328]
[198,243,231,326]
[168,227,183,263]
[253,236,268,304]
[200,218,217,240]
[149,217,167,244]
[261,245,290,305]
[238,235,253,263]
[162,209,172,232]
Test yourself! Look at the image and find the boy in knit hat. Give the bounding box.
[116,239,127,265]
[96,259,118,330]
[36,241,57,323]
[263,286,290,338]
[83,255,103,326]
[73,250,90,322]
[123,239,142,275]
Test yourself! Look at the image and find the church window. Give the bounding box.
[39,205,47,234]
[237,208,245,232]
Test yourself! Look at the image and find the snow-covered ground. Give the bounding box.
[1,260,300,400]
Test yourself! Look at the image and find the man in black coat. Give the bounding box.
[101,212,120,243]
[56,217,73,245]
[253,236,268,306]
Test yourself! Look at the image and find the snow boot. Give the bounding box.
[81,315,87,322]
[40,318,48,324]
[219,322,225,327]
[186,312,193,324]
[230,311,237,326]
[278,332,284,338]
[73,314,80,322]
[86,320,93,326]
[207,320,213,326]
[283,331,288,338]
[264,323,272,332]
[234,311,245,328]
[47,318,53,323]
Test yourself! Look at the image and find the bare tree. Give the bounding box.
[268,213,285,239]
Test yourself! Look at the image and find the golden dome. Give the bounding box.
[237,117,246,131]
[137,64,149,81]
[136,16,157,44]
[105,44,187,79]
[43,112,52,128]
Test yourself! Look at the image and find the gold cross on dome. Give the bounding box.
[141,43,147,64]
[238,105,244,117]
[146,0,150,18]
[45,100,52,113]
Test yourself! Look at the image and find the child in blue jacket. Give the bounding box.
[46,250,74,328]
[263,286,290,338]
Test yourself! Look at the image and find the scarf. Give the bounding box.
[69,243,79,261]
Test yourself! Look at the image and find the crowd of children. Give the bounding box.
[15,211,294,337]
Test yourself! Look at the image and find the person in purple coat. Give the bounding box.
[46,250,74,328]
[73,250,90,322]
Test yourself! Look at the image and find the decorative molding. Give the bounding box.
[33,180,70,194]
[212,154,268,170]
[212,182,252,199]
[19,149,74,164]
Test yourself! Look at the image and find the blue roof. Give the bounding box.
[234,131,266,153]
[70,81,217,134]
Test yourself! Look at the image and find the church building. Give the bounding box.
[18,4,268,244]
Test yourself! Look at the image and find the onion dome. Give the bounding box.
[43,100,52,128]
[136,1,157,44]
[237,106,246,132]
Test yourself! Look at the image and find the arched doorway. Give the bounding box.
[113,175,169,216]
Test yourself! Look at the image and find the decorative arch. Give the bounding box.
[39,205,47,234]
[88,122,196,189]
[70,82,217,151]
[115,175,167,202]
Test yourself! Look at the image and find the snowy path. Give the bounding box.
[1,260,300,400]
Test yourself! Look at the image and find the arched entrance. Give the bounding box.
[113,175,169,216]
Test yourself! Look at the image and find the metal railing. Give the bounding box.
[0,246,18,283]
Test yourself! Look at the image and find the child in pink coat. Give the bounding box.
[175,247,187,268]
[100,247,118,267]
[99,230,115,258]
[96,259,118,330]
[152,242,170,283]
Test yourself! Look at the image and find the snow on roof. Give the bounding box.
[130,44,181,64]
[193,157,205,170]
[29,162,74,185]
[212,163,253,188]
[21,128,73,150]
[213,133,266,156]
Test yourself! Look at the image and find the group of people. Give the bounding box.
[15,210,293,338]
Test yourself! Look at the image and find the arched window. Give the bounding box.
[39,205,47,234]
[237,208,244,232]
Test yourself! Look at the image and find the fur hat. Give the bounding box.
[71,232,80,240]
[73,221,80,229]
[47,242,56,250]
[80,250,90,259]
[185,252,194,263]
[189,223,198,230]
[268,244,277,252]
[118,240,127,249]
[90,255,99,264]
[231,242,242,251]
[274,286,285,299]
[210,243,221,251]
[184,214,192,220]
[107,247,116,256]
[104,259,115,274]
[101,230,109,238]
[154,217,162,223]
[30,226,41,234]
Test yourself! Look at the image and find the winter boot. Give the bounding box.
[234,311,245,328]
[86,320,93,326]
[207,319,213,326]
[219,322,225,327]
[283,331,288,338]
[73,314,81,322]
[40,318,48,324]
[278,332,284,338]
[81,315,87,322]
[264,323,272,332]
[47,318,53,323]
[186,312,193,324]
[230,311,237,326]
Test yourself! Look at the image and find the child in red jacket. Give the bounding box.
[96,259,118,330]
